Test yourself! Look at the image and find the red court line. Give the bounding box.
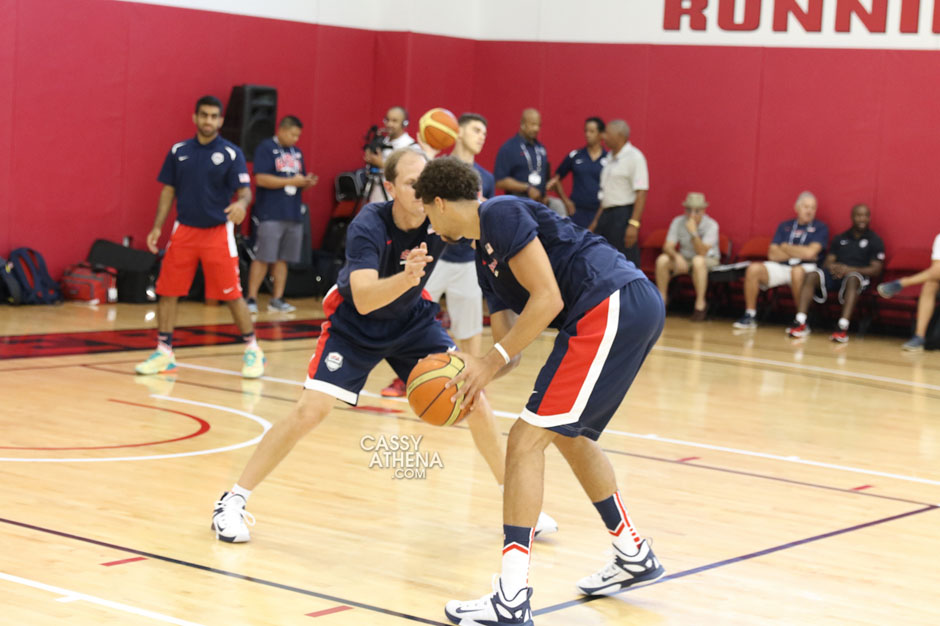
[306,606,353,618]
[851,485,873,491]
[0,399,210,450]
[101,556,148,567]
[678,456,700,462]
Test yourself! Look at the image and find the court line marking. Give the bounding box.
[535,504,939,616]
[0,517,449,626]
[173,362,940,487]
[0,571,206,625]
[0,397,271,463]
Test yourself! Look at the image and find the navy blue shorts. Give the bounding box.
[305,286,455,405]
[812,267,870,304]
[521,278,664,440]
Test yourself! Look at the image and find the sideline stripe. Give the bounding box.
[0,516,448,626]
[535,505,939,616]
[0,571,205,625]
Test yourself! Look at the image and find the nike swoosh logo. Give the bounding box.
[178,156,189,161]
[222,287,235,294]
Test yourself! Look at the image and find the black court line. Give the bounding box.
[534,504,938,616]
[0,516,449,626]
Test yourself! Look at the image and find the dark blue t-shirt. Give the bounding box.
[554,147,607,210]
[442,162,496,263]
[475,196,645,328]
[158,135,250,228]
[252,137,307,222]
[771,219,830,263]
[336,201,446,320]
[493,135,550,196]
[831,228,886,268]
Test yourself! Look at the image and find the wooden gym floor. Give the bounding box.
[1,298,938,625]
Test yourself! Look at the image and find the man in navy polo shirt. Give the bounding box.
[494,108,550,202]
[415,158,666,624]
[547,116,608,229]
[246,115,319,314]
[787,204,884,342]
[136,95,264,379]
[734,191,829,329]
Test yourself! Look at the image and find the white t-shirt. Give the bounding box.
[932,233,940,261]
[599,141,649,209]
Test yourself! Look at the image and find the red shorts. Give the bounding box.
[155,221,242,301]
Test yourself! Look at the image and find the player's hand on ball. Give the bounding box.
[402,243,433,285]
[446,350,500,411]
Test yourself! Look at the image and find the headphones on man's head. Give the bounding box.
[384,106,409,127]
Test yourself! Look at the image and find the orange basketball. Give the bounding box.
[406,353,468,426]
[418,108,459,151]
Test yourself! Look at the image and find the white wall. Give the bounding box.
[115,0,940,50]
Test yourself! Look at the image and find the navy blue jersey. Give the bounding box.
[158,135,250,228]
[443,162,496,263]
[336,201,446,320]
[252,137,306,222]
[772,219,829,263]
[475,196,645,328]
[831,228,886,267]
[493,135,550,196]
[554,147,607,210]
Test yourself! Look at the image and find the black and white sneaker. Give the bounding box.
[445,576,533,626]
[576,539,665,596]
[211,492,255,543]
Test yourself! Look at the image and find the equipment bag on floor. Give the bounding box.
[7,247,62,304]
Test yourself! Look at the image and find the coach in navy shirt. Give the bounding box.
[494,108,550,202]
[415,157,666,620]
[246,116,318,313]
[547,116,608,229]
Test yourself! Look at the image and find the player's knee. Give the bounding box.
[655,254,671,269]
[691,255,707,269]
[292,391,331,431]
[507,419,554,455]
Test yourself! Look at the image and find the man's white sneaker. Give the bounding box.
[445,575,533,626]
[576,539,664,596]
[534,511,558,538]
[211,492,255,543]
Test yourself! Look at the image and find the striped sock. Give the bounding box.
[501,525,534,598]
[593,491,642,555]
[242,332,258,349]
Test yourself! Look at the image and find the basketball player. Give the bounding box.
[136,95,264,379]
[211,149,556,543]
[415,157,666,625]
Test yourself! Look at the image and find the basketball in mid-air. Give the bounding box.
[418,108,459,151]
[406,353,468,426]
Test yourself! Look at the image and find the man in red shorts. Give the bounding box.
[136,95,264,378]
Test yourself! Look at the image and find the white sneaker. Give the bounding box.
[211,492,255,543]
[534,511,558,538]
[444,575,533,626]
[576,539,664,596]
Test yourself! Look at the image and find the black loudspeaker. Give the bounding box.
[221,85,277,162]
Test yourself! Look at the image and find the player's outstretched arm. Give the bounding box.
[348,243,433,315]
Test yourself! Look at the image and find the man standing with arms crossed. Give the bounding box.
[136,95,264,379]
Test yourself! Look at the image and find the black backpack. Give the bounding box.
[0,256,24,305]
[7,247,62,304]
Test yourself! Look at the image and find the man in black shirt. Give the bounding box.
[787,204,885,342]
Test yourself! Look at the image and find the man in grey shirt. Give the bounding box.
[655,192,720,321]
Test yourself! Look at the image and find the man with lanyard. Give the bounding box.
[547,116,608,229]
[494,108,550,202]
[136,95,264,379]
[787,203,884,342]
[210,149,556,543]
[592,119,648,266]
[246,115,318,314]
[364,105,416,203]
[734,191,829,329]
[413,158,666,625]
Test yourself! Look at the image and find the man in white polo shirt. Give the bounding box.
[877,232,940,351]
[591,119,648,266]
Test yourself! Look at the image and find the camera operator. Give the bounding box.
[364,106,416,203]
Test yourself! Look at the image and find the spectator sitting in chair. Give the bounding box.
[655,192,720,321]
[786,203,884,343]
[877,233,940,352]
[733,191,829,329]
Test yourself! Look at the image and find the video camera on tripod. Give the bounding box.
[362,125,392,162]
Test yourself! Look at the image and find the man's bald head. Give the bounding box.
[520,108,541,142]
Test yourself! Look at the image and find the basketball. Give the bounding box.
[406,352,468,426]
[418,108,459,151]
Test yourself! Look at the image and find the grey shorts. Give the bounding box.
[254,220,303,264]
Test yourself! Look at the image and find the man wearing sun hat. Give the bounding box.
[655,191,720,321]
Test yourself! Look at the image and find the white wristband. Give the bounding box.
[493,343,511,365]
